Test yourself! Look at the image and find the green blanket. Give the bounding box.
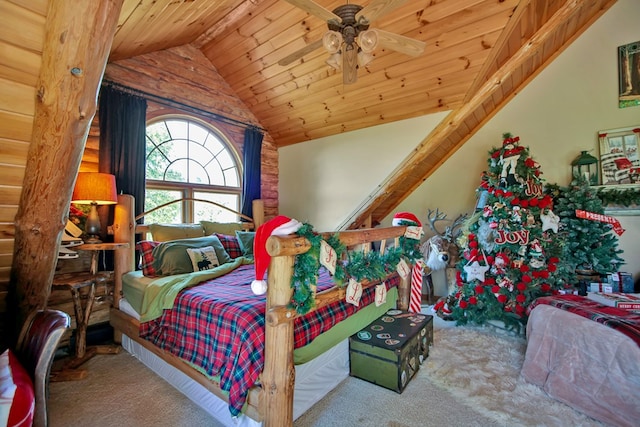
[138,257,252,322]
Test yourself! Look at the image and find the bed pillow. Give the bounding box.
[214,233,242,259]
[200,221,244,236]
[235,231,255,258]
[0,350,34,427]
[152,236,232,276]
[186,246,220,272]
[136,240,161,277]
[149,223,205,242]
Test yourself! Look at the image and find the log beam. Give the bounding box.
[262,252,296,426]
[9,0,124,340]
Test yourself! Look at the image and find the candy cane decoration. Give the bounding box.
[410,260,424,313]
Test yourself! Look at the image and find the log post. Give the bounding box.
[112,194,136,309]
[9,0,124,341]
[262,238,296,426]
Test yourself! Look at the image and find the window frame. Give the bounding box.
[145,114,243,223]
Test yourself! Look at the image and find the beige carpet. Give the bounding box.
[48,320,606,427]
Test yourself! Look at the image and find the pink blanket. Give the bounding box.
[522,304,640,427]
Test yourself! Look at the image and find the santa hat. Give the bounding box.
[251,215,303,295]
[392,212,422,227]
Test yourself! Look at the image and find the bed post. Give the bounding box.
[262,240,296,426]
[112,194,135,309]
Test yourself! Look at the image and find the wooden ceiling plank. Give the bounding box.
[349,0,602,228]
[464,0,529,102]
[0,2,45,54]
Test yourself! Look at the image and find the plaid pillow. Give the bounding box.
[136,240,160,276]
[214,233,242,259]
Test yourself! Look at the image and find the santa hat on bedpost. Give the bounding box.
[392,212,422,227]
[251,215,303,295]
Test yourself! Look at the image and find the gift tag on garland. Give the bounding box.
[346,278,363,306]
[319,240,337,275]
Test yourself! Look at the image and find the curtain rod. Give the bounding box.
[102,80,265,133]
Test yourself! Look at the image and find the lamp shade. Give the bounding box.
[72,173,118,205]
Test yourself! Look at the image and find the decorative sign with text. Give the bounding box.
[346,278,363,306]
[396,258,411,279]
[576,209,625,235]
[319,240,337,275]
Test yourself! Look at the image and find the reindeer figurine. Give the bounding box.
[420,209,467,307]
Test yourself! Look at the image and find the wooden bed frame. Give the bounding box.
[108,194,411,426]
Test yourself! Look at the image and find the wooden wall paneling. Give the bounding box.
[0,139,29,166]
[0,1,45,53]
[11,0,124,336]
[0,41,41,86]
[0,111,33,141]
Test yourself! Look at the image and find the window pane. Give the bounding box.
[194,192,239,223]
[145,189,183,224]
[166,119,188,140]
[189,160,209,184]
[166,159,189,182]
[224,168,239,187]
[189,122,209,144]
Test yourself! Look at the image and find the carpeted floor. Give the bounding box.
[48,315,606,427]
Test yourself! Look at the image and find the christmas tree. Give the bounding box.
[450,133,564,332]
[549,175,624,285]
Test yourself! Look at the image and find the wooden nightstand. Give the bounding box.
[50,242,128,381]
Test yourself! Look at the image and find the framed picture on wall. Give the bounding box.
[598,126,640,185]
[618,40,640,108]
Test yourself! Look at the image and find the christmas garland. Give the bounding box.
[289,223,421,314]
[595,186,640,207]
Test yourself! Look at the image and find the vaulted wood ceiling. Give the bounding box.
[110,0,616,227]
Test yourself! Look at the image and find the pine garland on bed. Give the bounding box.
[289,224,422,314]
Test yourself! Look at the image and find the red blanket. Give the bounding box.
[528,294,640,347]
[139,264,399,417]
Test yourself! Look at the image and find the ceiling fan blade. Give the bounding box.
[282,0,341,23]
[355,0,410,24]
[375,29,426,57]
[278,39,324,66]
[342,47,358,85]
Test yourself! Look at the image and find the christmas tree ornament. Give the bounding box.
[540,209,560,233]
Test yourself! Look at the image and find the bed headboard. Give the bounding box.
[110,194,265,307]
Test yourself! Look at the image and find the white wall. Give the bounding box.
[279,0,640,279]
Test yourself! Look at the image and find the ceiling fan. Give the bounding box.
[279,0,426,85]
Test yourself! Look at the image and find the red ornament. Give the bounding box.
[459,300,468,309]
[529,198,539,207]
[491,285,500,293]
[515,304,525,314]
[497,294,508,304]
[522,274,532,283]
[469,296,478,305]
[541,283,551,292]
[519,264,529,273]
[516,294,526,303]
[516,282,527,291]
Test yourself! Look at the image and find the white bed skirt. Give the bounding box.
[121,317,349,426]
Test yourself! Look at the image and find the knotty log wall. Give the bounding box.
[102,44,279,220]
[0,0,47,343]
[0,3,279,342]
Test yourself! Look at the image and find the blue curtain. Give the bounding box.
[98,85,147,267]
[241,127,264,218]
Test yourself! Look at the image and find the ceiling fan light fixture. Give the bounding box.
[326,52,342,70]
[322,30,343,54]
[357,29,378,53]
[357,50,374,67]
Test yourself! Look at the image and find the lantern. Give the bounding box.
[571,151,599,185]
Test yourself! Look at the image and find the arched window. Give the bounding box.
[145,116,241,224]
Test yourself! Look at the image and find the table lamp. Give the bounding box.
[71,172,118,243]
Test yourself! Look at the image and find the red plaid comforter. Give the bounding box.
[139,264,399,417]
[528,295,640,347]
